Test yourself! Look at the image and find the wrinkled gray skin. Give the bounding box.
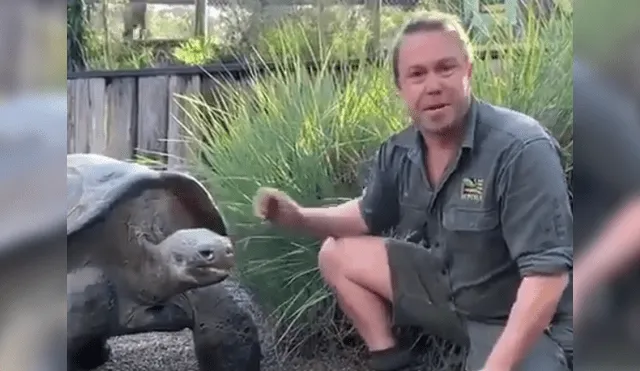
[67,154,261,371]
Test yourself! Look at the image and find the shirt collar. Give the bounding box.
[395,96,479,152]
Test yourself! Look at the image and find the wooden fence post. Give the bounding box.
[167,74,202,171]
[137,76,170,163]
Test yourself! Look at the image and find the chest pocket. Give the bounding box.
[442,206,500,233]
[396,201,428,243]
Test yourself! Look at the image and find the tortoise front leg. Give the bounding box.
[187,284,262,371]
[67,268,114,370]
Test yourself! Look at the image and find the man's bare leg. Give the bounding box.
[318,236,412,370]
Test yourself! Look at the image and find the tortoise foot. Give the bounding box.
[193,313,262,371]
[195,336,262,371]
[69,339,111,370]
[190,285,262,371]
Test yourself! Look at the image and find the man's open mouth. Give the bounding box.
[424,103,449,112]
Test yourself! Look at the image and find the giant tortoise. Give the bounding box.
[67,153,261,371]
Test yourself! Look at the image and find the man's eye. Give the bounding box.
[435,65,456,76]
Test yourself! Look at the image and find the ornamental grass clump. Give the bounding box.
[182,53,405,356]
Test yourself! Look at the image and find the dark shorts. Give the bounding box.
[385,238,572,371]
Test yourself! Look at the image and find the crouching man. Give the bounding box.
[253,12,573,371]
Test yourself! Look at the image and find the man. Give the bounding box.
[254,12,573,371]
[572,58,640,325]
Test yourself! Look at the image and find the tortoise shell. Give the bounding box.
[66,153,227,239]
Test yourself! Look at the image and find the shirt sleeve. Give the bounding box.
[357,142,400,236]
[497,137,573,276]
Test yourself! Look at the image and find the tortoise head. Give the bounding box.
[157,228,235,289]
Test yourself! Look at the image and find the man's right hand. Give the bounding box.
[253,187,304,228]
[252,186,373,238]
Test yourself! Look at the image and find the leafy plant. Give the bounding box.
[173,36,224,66]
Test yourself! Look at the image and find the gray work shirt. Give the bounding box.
[359,97,573,323]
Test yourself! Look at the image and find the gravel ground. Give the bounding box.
[95,330,366,371]
[95,278,367,371]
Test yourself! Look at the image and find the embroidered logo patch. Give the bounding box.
[461,177,484,202]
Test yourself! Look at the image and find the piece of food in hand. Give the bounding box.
[253,187,280,220]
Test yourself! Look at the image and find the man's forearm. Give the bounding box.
[298,199,369,239]
[483,274,568,370]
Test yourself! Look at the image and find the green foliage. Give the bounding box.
[252,8,373,62]
[67,0,88,70]
[176,4,573,357]
[73,0,508,70]
[75,1,159,70]
[82,30,158,70]
[173,37,225,66]
[473,6,573,167]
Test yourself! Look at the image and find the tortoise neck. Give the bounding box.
[91,223,181,305]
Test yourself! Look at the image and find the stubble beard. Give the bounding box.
[414,114,459,139]
[415,97,472,140]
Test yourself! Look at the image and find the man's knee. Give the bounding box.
[317,237,342,281]
[317,236,390,293]
[319,235,384,268]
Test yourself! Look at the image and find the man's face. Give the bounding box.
[396,29,472,135]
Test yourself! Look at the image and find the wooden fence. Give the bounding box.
[66,61,285,170]
[68,68,211,171]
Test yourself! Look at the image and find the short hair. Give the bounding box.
[391,11,474,87]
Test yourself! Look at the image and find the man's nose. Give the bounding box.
[422,74,443,95]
